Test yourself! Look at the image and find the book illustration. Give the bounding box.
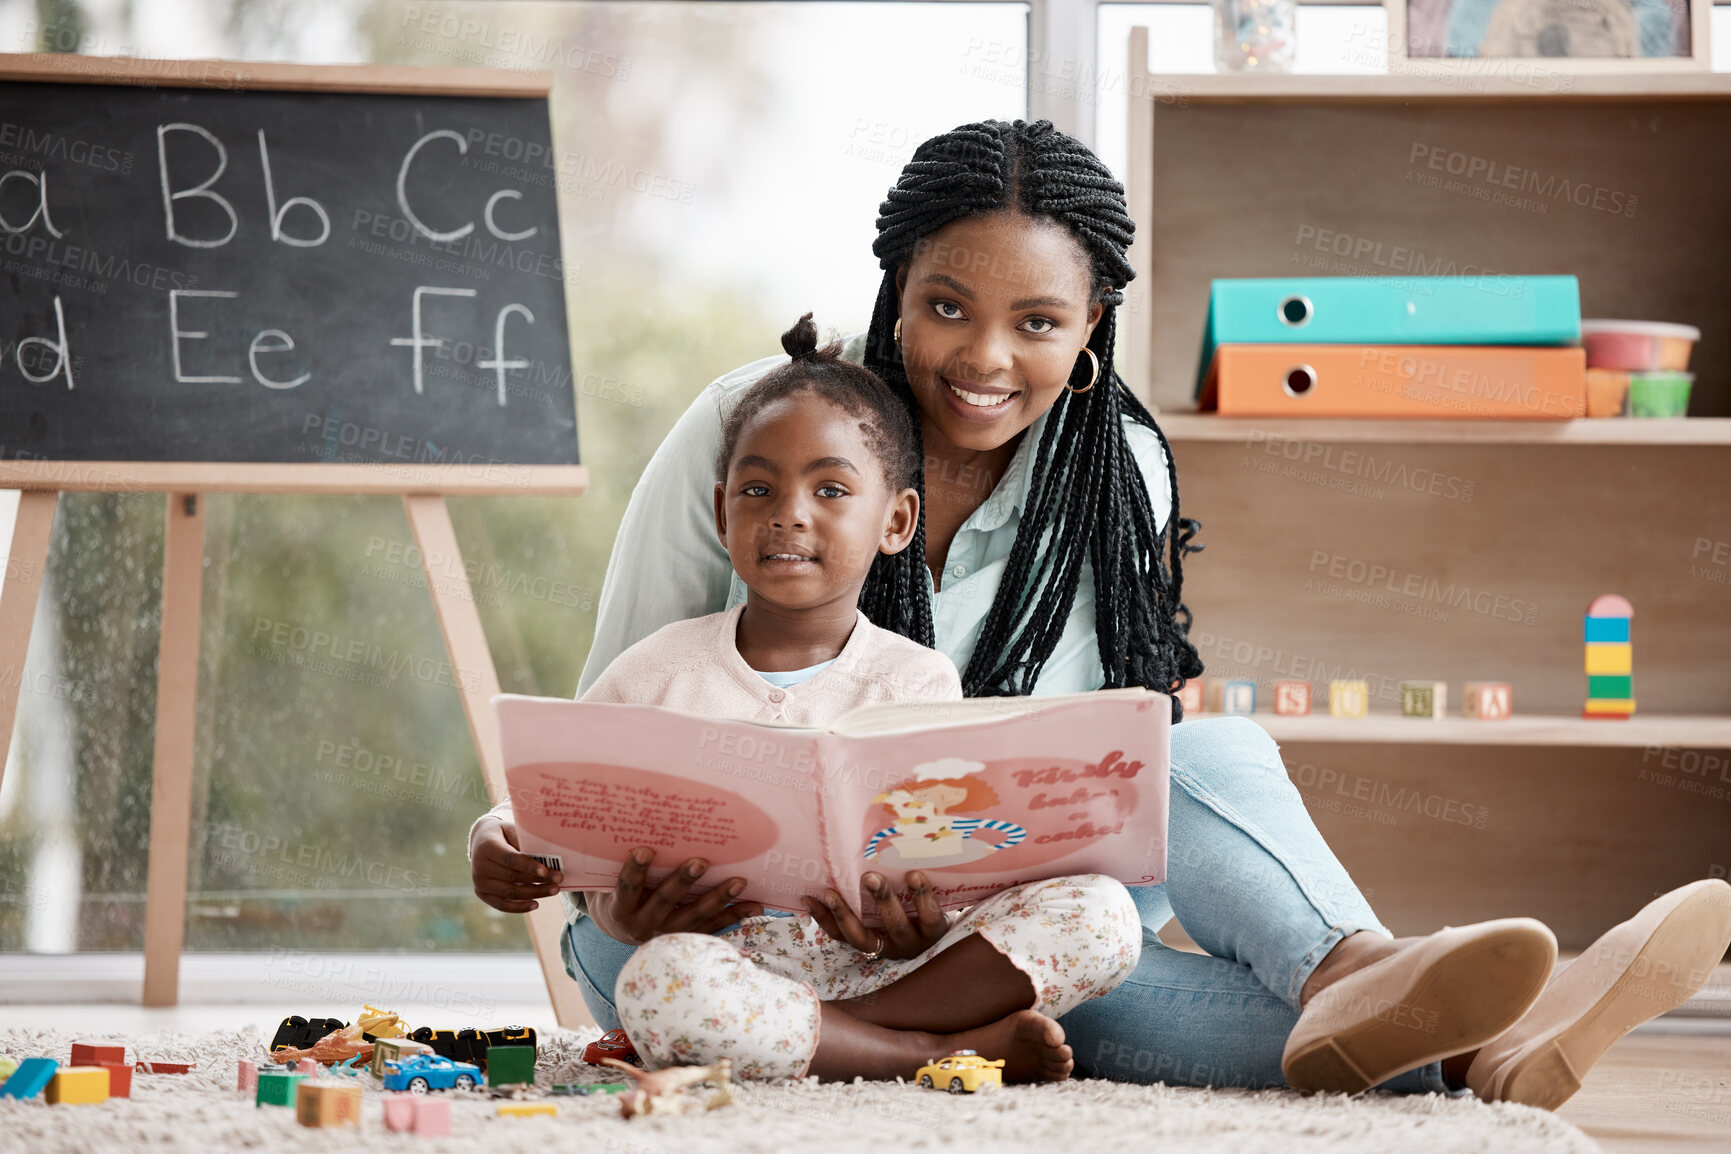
[862,758,1028,866]
[494,689,1172,916]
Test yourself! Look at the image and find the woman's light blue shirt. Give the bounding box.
[576,334,1174,698]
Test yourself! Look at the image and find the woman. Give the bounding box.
[472,119,1731,1105]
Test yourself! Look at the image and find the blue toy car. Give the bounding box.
[381,1053,482,1093]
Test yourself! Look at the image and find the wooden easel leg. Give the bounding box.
[142,493,205,1006]
[0,491,59,796]
[402,494,592,1029]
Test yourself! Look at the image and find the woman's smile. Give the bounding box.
[941,374,1021,420]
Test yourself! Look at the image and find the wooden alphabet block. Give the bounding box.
[1220,680,1256,715]
[237,1059,257,1093]
[383,1093,418,1132]
[45,1067,109,1105]
[1399,681,1447,719]
[1463,682,1512,720]
[1327,680,1368,718]
[296,1082,362,1128]
[1175,681,1203,716]
[1273,681,1311,716]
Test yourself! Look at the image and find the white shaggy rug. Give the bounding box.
[0,1025,1599,1154]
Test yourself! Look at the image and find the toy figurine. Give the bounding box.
[601,1057,735,1118]
[1583,594,1635,719]
[915,1049,1004,1093]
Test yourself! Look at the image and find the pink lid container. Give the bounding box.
[1581,320,1699,372]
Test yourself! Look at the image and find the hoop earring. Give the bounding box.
[893,317,902,342]
[1068,348,1100,394]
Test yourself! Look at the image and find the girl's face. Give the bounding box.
[713,391,918,614]
[895,211,1104,454]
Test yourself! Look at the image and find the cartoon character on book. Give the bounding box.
[862,758,1026,867]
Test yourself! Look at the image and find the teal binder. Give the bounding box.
[1196,276,1581,396]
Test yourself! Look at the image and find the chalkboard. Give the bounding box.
[0,57,580,485]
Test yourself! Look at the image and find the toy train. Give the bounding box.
[270,1017,348,1054]
[269,1015,535,1071]
[410,1026,537,1068]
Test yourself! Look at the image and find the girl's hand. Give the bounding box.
[471,817,562,913]
[802,870,949,961]
[588,847,765,947]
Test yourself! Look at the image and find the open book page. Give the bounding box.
[495,695,827,912]
[819,690,1171,921]
[493,688,1172,919]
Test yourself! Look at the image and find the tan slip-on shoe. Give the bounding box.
[1283,918,1557,1094]
[1467,878,1731,1111]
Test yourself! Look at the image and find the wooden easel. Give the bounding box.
[0,51,590,1026]
[0,465,590,1027]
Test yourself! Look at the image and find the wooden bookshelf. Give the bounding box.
[1234,712,1731,748]
[1155,415,1731,446]
[1124,35,1731,947]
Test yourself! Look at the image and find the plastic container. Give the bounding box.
[1581,320,1699,372]
[1627,371,1693,418]
[1584,369,1629,418]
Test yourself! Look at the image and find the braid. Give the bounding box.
[861,119,1204,713]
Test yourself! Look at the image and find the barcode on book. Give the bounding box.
[528,854,563,872]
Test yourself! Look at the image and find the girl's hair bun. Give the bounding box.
[781,312,820,360]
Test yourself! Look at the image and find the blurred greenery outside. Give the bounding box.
[0,1,794,953]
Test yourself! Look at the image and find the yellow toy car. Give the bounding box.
[915,1049,1004,1093]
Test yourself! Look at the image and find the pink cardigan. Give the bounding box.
[472,603,962,846]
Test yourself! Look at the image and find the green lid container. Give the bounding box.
[1627,371,1692,418]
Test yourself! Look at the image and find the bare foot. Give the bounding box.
[940,1008,1072,1083]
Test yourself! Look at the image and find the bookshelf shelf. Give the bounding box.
[1236,712,1731,748]
[1122,38,1731,943]
[1154,415,1731,446]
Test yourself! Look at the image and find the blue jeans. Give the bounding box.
[561,717,1450,1094]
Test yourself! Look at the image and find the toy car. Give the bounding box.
[381,1054,482,1093]
[915,1050,1004,1093]
[583,1029,638,1066]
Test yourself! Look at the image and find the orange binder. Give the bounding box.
[1200,345,1586,419]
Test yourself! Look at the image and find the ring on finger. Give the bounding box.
[859,930,886,962]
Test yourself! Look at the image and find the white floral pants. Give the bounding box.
[613,874,1141,1081]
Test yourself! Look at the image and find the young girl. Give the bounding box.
[471,315,1141,1084]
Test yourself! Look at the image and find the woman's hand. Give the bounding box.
[587,847,765,947]
[802,870,949,961]
[470,817,562,914]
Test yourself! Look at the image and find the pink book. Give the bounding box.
[493,688,1170,920]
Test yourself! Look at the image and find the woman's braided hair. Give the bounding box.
[857,118,1204,707]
